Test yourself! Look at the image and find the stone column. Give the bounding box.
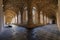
[46,14,48,24]
[27,0,33,28]
[37,9,40,24]
[43,12,44,25]
[43,13,47,25]
[17,12,21,24]
[56,12,60,30]
[17,12,18,24]
[46,17,49,24]
[27,7,33,26]
[20,7,24,24]
[0,0,4,31]
[36,4,41,24]
[45,13,47,25]
[35,11,38,24]
[56,0,60,31]
[23,9,26,24]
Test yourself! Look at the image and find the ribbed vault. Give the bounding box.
[3,0,58,28]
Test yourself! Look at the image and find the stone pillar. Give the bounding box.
[17,13,18,24]
[46,17,49,24]
[17,11,21,24]
[46,14,47,24]
[56,0,60,31]
[46,14,48,24]
[27,1,33,28]
[35,11,38,24]
[56,12,60,30]
[0,0,4,30]
[17,12,20,24]
[36,4,41,25]
[43,13,47,25]
[27,7,33,26]
[44,15,46,25]
[40,11,43,25]
[23,10,26,24]
[20,8,24,24]
[37,9,40,24]
[45,13,47,25]
[43,12,44,25]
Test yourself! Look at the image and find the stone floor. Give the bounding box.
[0,24,60,40]
[31,24,60,40]
[0,25,28,40]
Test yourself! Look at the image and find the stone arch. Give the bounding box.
[4,9,17,24]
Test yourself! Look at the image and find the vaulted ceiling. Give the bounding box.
[3,0,58,18]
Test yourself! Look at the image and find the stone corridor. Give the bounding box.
[0,24,60,40]
[0,0,60,40]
